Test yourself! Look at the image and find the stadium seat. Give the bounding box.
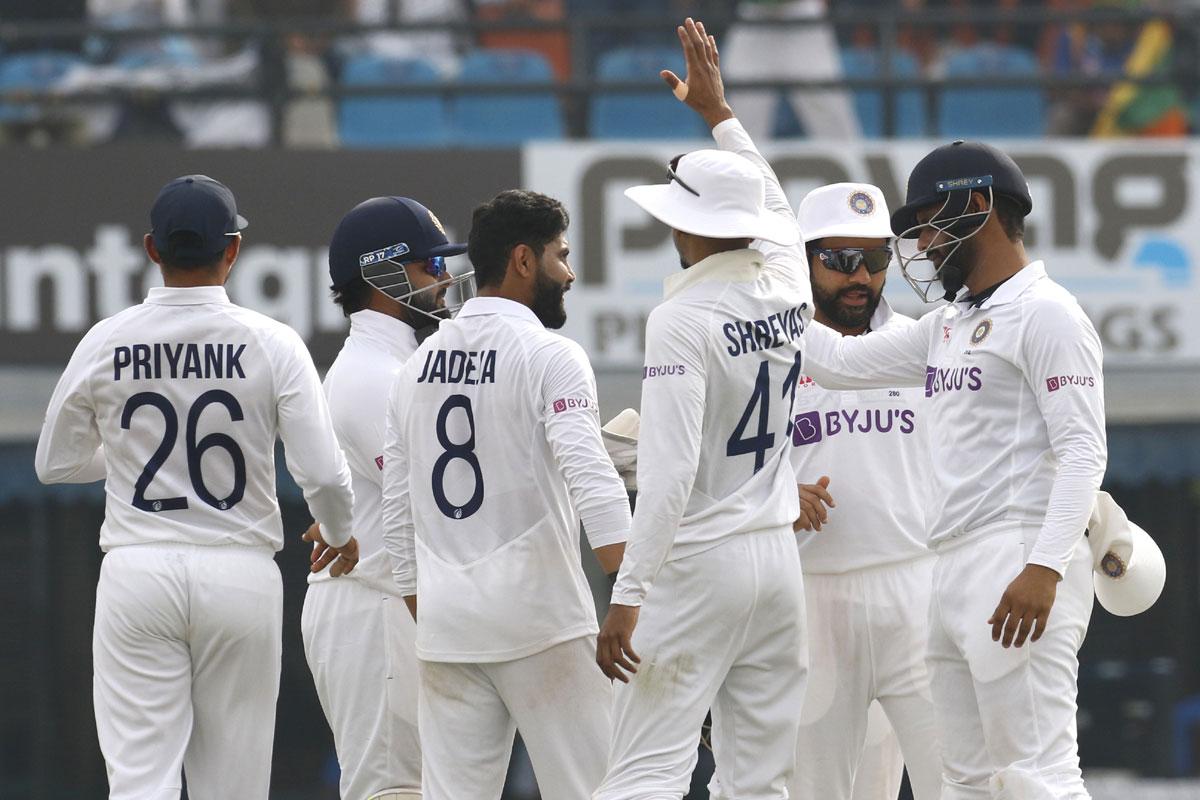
[937,43,1046,138]
[0,51,84,123]
[338,54,451,148]
[839,46,926,138]
[451,49,564,145]
[589,46,708,139]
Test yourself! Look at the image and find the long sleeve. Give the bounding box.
[35,323,110,484]
[610,306,707,606]
[381,367,418,596]
[803,316,932,390]
[1019,304,1108,576]
[540,342,632,550]
[711,117,810,296]
[273,328,355,547]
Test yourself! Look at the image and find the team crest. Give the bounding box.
[1101,551,1126,579]
[848,191,875,216]
[970,319,993,345]
[428,210,447,236]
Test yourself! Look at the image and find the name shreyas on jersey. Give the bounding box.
[416,348,498,385]
[113,343,246,381]
[722,305,806,357]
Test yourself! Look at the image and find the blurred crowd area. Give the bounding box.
[1,0,1198,147]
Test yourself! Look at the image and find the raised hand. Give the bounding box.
[661,17,735,129]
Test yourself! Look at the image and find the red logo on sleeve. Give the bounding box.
[552,398,590,413]
[375,455,384,471]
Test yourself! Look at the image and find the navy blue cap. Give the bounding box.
[150,175,248,260]
[328,196,467,288]
[890,140,1032,237]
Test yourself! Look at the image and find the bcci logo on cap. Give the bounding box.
[848,191,875,216]
[1101,551,1127,579]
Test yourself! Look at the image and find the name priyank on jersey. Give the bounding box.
[416,348,498,385]
[113,343,246,381]
[721,305,807,357]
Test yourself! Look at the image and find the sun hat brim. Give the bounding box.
[624,183,800,247]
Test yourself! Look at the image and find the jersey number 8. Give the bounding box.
[432,394,485,520]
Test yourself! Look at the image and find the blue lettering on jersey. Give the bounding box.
[792,407,916,446]
[722,305,806,357]
[416,349,498,385]
[113,343,246,381]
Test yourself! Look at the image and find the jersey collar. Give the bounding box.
[664,248,763,300]
[145,286,231,305]
[349,309,420,362]
[954,261,1046,311]
[455,296,542,326]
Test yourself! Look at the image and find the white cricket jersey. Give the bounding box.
[611,119,813,607]
[790,300,932,574]
[381,296,632,663]
[35,285,355,550]
[803,262,1107,576]
[309,310,418,596]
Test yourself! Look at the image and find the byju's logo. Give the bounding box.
[1046,374,1094,392]
[925,366,983,398]
[643,364,686,379]
[792,411,822,446]
[552,397,590,413]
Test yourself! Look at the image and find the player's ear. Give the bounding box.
[510,243,535,279]
[143,234,162,265]
[224,234,242,265]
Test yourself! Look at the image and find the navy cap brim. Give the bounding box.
[890,195,942,238]
[424,241,467,259]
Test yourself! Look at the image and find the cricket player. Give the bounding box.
[802,142,1106,799]
[787,182,942,800]
[301,196,473,800]
[34,175,357,799]
[595,20,810,799]
[380,189,632,799]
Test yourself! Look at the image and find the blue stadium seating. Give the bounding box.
[451,49,564,145]
[0,51,84,123]
[937,43,1046,138]
[589,46,707,139]
[338,54,451,148]
[839,46,926,138]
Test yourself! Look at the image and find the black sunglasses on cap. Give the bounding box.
[809,246,893,275]
[667,154,700,197]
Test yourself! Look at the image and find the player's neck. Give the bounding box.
[963,242,1027,296]
[161,272,224,288]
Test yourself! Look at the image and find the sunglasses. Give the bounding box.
[810,246,893,275]
[400,255,447,278]
[667,154,700,197]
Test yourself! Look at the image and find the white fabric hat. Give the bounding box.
[797,182,893,243]
[624,150,800,246]
[1087,490,1166,617]
[601,408,639,491]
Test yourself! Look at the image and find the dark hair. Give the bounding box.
[467,190,569,289]
[992,194,1026,243]
[330,274,374,317]
[160,231,226,271]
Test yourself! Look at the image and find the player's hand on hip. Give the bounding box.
[794,476,835,532]
[662,17,734,128]
[988,564,1060,648]
[596,603,642,683]
[302,522,360,577]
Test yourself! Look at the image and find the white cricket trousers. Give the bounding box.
[596,526,807,800]
[928,528,1094,800]
[92,543,282,800]
[418,634,612,800]
[791,558,942,800]
[302,579,421,799]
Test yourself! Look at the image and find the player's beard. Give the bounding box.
[531,267,569,329]
[813,280,882,331]
[934,231,980,299]
[403,283,450,327]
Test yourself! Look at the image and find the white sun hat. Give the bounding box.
[1087,490,1166,617]
[624,149,800,246]
[797,182,893,244]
